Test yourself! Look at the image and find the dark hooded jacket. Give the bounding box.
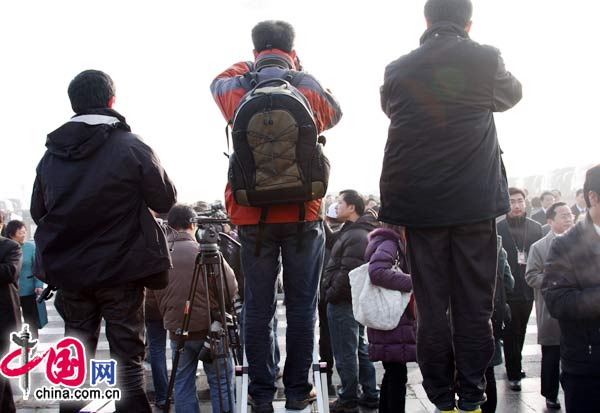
[322,212,379,304]
[31,109,177,290]
[379,22,522,228]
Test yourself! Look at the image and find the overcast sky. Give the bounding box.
[1,0,598,207]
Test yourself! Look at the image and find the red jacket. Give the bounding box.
[211,49,342,226]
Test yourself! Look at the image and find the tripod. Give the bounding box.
[164,216,242,413]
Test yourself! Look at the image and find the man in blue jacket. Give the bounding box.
[378,0,522,411]
[543,164,600,412]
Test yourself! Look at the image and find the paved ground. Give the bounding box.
[11,297,563,412]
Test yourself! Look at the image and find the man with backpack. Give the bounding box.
[210,20,342,413]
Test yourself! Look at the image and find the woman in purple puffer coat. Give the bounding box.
[364,224,416,413]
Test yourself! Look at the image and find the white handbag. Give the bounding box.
[348,262,412,330]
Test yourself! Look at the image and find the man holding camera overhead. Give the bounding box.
[211,20,342,413]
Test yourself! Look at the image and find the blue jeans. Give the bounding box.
[146,319,168,405]
[169,339,234,413]
[238,221,324,403]
[327,303,379,401]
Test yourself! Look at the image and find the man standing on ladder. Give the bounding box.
[211,20,342,413]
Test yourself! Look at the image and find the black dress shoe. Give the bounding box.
[285,389,317,410]
[508,380,521,391]
[546,398,561,410]
[251,401,274,413]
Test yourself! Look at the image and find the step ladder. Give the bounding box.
[235,325,329,413]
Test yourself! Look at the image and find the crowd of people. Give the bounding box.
[1,1,599,413]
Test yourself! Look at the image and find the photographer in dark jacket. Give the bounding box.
[378,1,522,411]
[31,70,176,413]
[543,164,600,412]
[322,190,379,412]
[0,219,22,413]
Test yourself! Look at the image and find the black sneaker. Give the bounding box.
[330,398,359,413]
[285,388,317,410]
[358,395,379,409]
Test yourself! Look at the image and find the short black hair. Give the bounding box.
[340,189,365,216]
[508,187,526,199]
[167,204,197,231]
[576,188,584,197]
[5,220,25,239]
[252,20,295,53]
[546,202,567,221]
[425,0,473,28]
[540,191,555,202]
[68,69,115,114]
[583,164,600,208]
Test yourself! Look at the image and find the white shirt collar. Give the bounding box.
[578,205,587,213]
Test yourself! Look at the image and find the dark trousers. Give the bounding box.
[481,366,496,413]
[406,220,497,411]
[379,362,407,413]
[0,339,15,413]
[238,221,324,403]
[503,300,533,381]
[318,296,334,386]
[55,282,151,413]
[541,345,560,400]
[20,294,39,338]
[561,372,600,413]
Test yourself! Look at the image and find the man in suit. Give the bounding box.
[571,189,587,222]
[525,202,574,410]
[497,187,543,391]
[531,191,556,225]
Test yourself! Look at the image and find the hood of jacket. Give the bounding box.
[365,227,402,261]
[349,211,379,233]
[46,108,131,160]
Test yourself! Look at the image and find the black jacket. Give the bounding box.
[531,209,547,226]
[322,213,379,304]
[0,237,22,340]
[497,216,543,302]
[31,109,177,290]
[379,22,522,228]
[542,214,600,376]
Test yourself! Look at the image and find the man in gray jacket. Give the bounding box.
[155,204,237,413]
[525,202,574,410]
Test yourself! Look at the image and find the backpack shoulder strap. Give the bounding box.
[285,70,305,88]
[241,71,259,90]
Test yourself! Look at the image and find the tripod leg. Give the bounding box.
[164,256,205,413]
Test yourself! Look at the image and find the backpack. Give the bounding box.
[227,71,330,211]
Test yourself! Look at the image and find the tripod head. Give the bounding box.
[190,216,230,253]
